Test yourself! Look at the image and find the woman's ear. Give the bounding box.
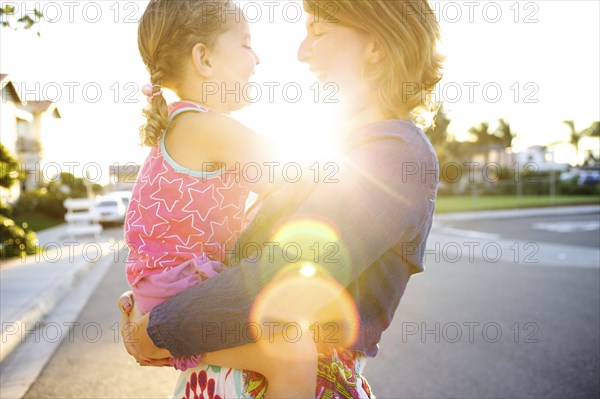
[365,39,385,64]
[192,43,214,78]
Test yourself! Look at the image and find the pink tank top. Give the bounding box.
[125,101,250,287]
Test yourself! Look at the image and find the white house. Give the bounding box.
[1,74,24,156]
[0,73,61,200]
[512,145,569,173]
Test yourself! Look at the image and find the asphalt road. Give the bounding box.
[368,211,600,398]
[438,212,600,248]
[23,217,600,398]
[367,258,599,398]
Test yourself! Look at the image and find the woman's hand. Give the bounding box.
[117,291,173,367]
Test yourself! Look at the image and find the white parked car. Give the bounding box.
[103,191,133,211]
[92,196,127,225]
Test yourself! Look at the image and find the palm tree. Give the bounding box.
[467,122,491,164]
[468,122,489,145]
[496,118,516,149]
[582,121,600,165]
[426,106,451,144]
[583,121,599,137]
[563,120,585,161]
[425,105,457,168]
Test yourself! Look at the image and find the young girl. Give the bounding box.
[125,0,316,398]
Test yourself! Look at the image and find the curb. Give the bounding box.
[433,205,599,222]
[0,242,113,364]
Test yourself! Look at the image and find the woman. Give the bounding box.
[120,0,443,397]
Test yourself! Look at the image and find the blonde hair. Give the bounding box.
[137,0,233,147]
[304,0,444,127]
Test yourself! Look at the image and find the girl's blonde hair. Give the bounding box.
[304,0,444,127]
[137,0,233,147]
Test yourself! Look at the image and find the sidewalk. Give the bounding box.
[0,225,125,364]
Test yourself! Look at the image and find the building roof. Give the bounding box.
[24,100,61,118]
[0,73,23,104]
[1,73,61,117]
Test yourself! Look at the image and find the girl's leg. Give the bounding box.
[202,328,318,398]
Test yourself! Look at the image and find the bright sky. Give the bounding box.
[1,0,598,182]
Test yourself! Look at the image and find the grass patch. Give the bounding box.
[13,214,64,232]
[8,197,599,228]
[435,195,600,213]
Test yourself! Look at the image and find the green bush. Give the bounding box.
[0,215,38,260]
[0,200,12,217]
[558,178,600,195]
[13,188,68,219]
[0,143,23,189]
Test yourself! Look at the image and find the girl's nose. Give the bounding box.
[297,36,311,63]
[252,49,261,65]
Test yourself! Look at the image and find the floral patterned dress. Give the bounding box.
[172,344,373,399]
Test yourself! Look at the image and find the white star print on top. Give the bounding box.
[125,101,250,288]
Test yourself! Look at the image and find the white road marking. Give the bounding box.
[532,221,600,233]
[436,227,501,240]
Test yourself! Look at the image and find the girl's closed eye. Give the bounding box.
[305,22,322,38]
[311,22,327,37]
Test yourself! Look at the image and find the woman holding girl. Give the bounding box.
[121,1,443,398]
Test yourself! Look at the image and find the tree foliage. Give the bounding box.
[495,118,516,148]
[425,105,458,166]
[583,121,599,137]
[563,120,584,154]
[0,215,38,260]
[0,146,38,260]
[563,120,600,164]
[0,143,22,189]
[468,122,505,147]
[1,4,42,34]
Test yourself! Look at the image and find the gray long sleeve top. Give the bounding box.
[147,120,439,357]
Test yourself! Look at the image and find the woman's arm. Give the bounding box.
[146,124,438,356]
[119,291,320,371]
[119,293,318,398]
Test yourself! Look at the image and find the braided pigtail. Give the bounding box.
[140,69,169,147]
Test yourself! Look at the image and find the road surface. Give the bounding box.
[23,212,600,398]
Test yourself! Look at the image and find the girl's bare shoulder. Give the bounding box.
[173,111,255,142]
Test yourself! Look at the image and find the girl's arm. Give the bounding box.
[166,111,305,193]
